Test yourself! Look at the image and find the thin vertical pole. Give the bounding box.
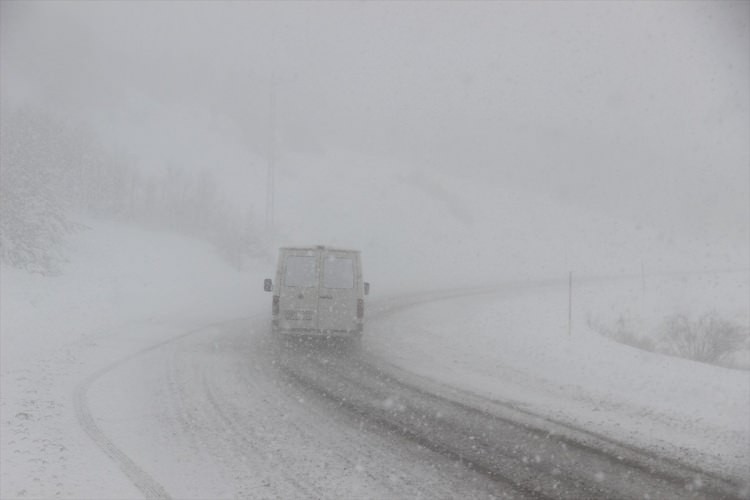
[568,271,573,336]
[266,75,276,236]
[641,261,646,295]
[266,24,277,240]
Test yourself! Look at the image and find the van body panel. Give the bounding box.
[277,249,320,332]
[318,250,362,334]
[272,246,364,338]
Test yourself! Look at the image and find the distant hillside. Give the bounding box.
[266,150,745,291]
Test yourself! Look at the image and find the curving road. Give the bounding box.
[76,291,747,499]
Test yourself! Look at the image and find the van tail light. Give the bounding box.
[357,299,364,319]
[272,295,280,315]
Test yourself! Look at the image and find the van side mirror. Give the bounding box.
[264,279,272,292]
[364,282,370,295]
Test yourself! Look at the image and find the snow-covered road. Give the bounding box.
[365,284,750,489]
[69,290,745,499]
[2,225,747,499]
[79,314,505,499]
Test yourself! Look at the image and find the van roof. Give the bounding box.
[280,245,360,254]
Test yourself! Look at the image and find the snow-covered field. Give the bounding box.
[2,219,748,498]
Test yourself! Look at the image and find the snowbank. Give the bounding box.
[0,219,260,499]
[366,280,750,482]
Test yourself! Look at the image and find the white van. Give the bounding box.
[264,246,370,340]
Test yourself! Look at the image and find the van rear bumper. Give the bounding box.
[273,326,362,338]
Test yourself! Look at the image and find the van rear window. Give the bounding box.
[323,256,354,289]
[284,256,318,287]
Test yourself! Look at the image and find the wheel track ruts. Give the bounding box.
[336,353,743,499]
[74,368,171,499]
[236,336,470,500]
[279,352,554,500]
[72,317,249,500]
[365,289,748,499]
[233,349,357,465]
[354,356,740,498]
[161,348,218,468]
[278,342,745,500]
[366,356,743,494]
[199,365,323,499]
[162,348,292,498]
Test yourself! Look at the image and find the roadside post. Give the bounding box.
[568,271,573,336]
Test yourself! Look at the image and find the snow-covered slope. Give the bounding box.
[1,219,258,370]
[0,219,261,498]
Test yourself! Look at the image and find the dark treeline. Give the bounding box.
[0,107,260,274]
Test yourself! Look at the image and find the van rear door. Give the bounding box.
[317,250,360,333]
[279,249,320,332]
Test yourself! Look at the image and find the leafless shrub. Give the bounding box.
[657,312,749,365]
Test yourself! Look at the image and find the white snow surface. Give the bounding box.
[1,220,265,498]
[366,280,750,482]
[1,219,748,498]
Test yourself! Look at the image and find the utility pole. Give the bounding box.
[265,20,278,241]
[265,74,276,237]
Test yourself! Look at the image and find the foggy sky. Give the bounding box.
[2,1,748,246]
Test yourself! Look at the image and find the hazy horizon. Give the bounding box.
[2,1,748,249]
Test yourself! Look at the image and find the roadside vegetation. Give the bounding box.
[1,107,261,275]
[588,311,750,370]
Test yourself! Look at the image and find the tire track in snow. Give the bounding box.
[198,369,322,499]
[73,376,169,499]
[72,283,748,499]
[69,284,529,498]
[274,286,747,500]
[72,317,250,500]
[196,325,492,499]
[280,339,745,500]
[233,332,496,499]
